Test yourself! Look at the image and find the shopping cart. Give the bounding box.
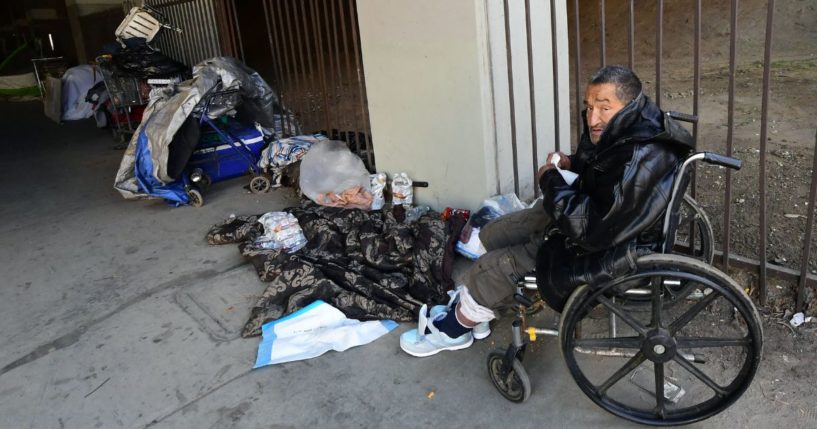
[97,56,148,144]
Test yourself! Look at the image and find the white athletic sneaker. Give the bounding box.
[400,304,474,357]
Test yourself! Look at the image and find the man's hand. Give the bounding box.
[546,151,571,169]
[537,151,571,182]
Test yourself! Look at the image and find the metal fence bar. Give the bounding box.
[348,0,373,169]
[798,130,817,311]
[298,0,317,131]
[757,0,776,305]
[598,0,605,68]
[310,0,331,133]
[283,0,303,114]
[202,0,220,58]
[688,0,702,255]
[322,0,338,132]
[525,0,538,196]
[273,0,295,134]
[723,0,739,272]
[550,0,561,154]
[262,0,287,135]
[573,0,582,139]
[503,0,520,196]
[329,0,343,139]
[655,0,663,108]
[228,0,244,61]
[627,0,634,70]
[338,0,358,151]
[214,0,237,58]
[692,0,701,160]
[292,0,310,126]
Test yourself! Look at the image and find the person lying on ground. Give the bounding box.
[400,64,694,357]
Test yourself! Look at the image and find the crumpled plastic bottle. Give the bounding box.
[405,205,430,223]
[370,172,387,210]
[255,212,308,253]
[391,172,413,206]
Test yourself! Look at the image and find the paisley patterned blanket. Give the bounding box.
[207,202,455,337]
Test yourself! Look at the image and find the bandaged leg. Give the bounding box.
[453,285,495,326]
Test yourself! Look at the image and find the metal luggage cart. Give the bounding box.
[182,86,271,207]
[31,56,67,98]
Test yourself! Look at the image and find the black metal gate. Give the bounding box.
[220,0,374,170]
[570,0,817,311]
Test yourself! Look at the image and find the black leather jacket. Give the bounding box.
[536,93,693,311]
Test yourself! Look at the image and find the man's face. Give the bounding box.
[584,83,627,144]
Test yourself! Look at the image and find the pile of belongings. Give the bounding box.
[207,201,462,337]
[113,56,294,203]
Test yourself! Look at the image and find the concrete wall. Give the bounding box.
[356,0,497,210]
[357,0,571,210]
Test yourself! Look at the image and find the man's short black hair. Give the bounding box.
[589,65,642,103]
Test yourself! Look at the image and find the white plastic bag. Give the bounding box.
[299,140,371,205]
[455,193,527,260]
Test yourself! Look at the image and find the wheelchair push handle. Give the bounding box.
[703,152,742,170]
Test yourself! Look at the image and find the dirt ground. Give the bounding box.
[568,0,817,421]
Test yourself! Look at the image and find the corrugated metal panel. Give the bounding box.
[122,0,223,67]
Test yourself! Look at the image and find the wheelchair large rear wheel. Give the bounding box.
[674,195,714,265]
[559,254,762,426]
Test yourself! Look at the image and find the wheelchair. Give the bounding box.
[487,115,763,426]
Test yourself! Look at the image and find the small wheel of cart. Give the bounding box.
[487,349,531,403]
[249,175,271,194]
[187,188,204,208]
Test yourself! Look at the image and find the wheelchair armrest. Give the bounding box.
[703,152,742,170]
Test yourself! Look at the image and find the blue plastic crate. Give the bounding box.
[188,122,265,183]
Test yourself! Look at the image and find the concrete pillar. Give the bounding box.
[356,0,571,210]
[65,0,87,64]
[356,0,498,210]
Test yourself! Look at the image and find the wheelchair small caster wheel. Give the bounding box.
[187,188,204,208]
[250,175,270,194]
[487,349,531,403]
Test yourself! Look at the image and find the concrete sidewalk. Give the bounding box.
[0,101,801,429]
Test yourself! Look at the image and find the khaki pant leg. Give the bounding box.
[466,238,541,310]
[479,200,550,251]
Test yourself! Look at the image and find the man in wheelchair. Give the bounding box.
[401,65,694,357]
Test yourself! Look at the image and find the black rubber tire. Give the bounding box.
[559,254,763,426]
[674,195,715,265]
[250,175,271,194]
[487,349,532,403]
[187,188,204,208]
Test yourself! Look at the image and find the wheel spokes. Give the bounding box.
[676,336,751,349]
[597,295,648,335]
[654,362,666,418]
[597,352,646,395]
[651,276,664,328]
[668,291,719,335]
[672,354,728,397]
[574,336,642,349]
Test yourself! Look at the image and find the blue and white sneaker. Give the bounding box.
[400,304,474,357]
